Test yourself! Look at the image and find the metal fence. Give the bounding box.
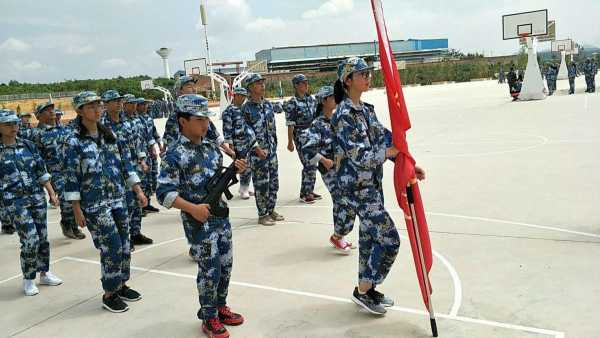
[0,91,79,102]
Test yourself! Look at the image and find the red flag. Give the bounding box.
[371,0,434,311]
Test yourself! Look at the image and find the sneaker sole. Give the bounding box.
[25,291,39,296]
[351,295,386,315]
[202,326,230,338]
[39,281,63,286]
[119,295,142,302]
[103,304,129,313]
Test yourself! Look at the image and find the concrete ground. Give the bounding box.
[1,76,599,338]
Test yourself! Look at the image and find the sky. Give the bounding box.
[1,0,599,84]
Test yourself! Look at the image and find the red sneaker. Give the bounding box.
[218,306,245,326]
[300,195,315,204]
[329,235,352,254]
[202,317,229,338]
[311,193,323,200]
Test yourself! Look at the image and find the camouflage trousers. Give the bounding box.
[250,153,279,217]
[0,195,14,229]
[52,175,76,232]
[294,133,317,198]
[11,195,49,279]
[83,199,130,292]
[569,78,575,94]
[338,187,400,285]
[320,168,347,236]
[586,75,596,92]
[239,167,252,188]
[181,214,233,320]
[126,191,143,236]
[142,156,158,199]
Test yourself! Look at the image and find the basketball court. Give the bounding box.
[1,75,599,337]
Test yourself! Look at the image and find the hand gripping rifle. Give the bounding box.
[201,143,254,218]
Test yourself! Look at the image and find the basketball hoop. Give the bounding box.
[519,33,530,38]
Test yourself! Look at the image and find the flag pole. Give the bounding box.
[406,183,438,337]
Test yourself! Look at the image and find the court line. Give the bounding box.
[227,205,600,240]
[0,257,67,285]
[60,256,565,337]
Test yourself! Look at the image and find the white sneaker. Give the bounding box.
[39,272,63,286]
[239,185,250,200]
[23,279,39,296]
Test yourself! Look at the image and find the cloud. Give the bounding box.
[302,0,354,19]
[65,44,95,55]
[245,17,285,32]
[11,60,43,71]
[0,38,32,52]
[101,58,128,68]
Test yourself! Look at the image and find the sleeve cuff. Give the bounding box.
[38,173,51,185]
[65,192,81,201]
[376,147,386,164]
[286,121,296,127]
[223,139,233,145]
[310,154,323,166]
[216,135,225,146]
[162,191,179,209]
[148,139,156,146]
[126,172,141,188]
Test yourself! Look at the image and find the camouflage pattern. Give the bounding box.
[242,73,264,89]
[156,135,233,320]
[584,59,597,93]
[63,125,139,292]
[568,63,578,94]
[0,138,51,279]
[241,99,279,217]
[138,108,161,198]
[34,123,76,232]
[72,91,101,109]
[283,94,318,198]
[221,102,256,187]
[302,115,348,235]
[337,57,374,82]
[332,97,400,285]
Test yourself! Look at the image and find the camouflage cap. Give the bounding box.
[337,57,374,82]
[175,94,215,118]
[35,101,55,116]
[101,89,123,102]
[242,73,264,89]
[292,74,308,85]
[315,85,334,102]
[18,111,33,118]
[0,109,21,124]
[176,75,196,90]
[73,91,102,110]
[54,109,63,116]
[122,94,137,104]
[232,86,248,96]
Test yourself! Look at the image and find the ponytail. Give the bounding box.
[334,79,345,104]
[315,102,324,117]
[77,118,116,144]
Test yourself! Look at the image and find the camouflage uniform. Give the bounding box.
[156,94,233,321]
[568,63,578,94]
[0,128,51,279]
[34,123,76,233]
[136,99,161,200]
[242,96,279,217]
[584,59,597,93]
[221,87,255,188]
[332,57,400,286]
[284,76,318,199]
[123,95,151,237]
[64,92,140,293]
[546,66,557,95]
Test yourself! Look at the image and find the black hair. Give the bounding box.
[77,117,116,144]
[315,102,324,117]
[334,73,353,104]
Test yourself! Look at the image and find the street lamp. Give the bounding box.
[200,0,215,97]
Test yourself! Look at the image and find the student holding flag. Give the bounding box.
[332,57,425,316]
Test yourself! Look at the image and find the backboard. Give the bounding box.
[551,39,574,53]
[140,80,154,90]
[184,58,208,76]
[502,9,548,40]
[521,20,555,45]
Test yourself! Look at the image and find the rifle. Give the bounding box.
[201,144,254,218]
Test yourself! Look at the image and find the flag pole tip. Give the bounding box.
[430,318,438,337]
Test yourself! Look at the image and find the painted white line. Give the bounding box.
[227,205,600,240]
[0,257,67,285]
[60,256,564,337]
[132,237,186,255]
[426,211,600,240]
[433,250,462,317]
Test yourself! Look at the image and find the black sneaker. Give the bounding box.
[367,287,394,307]
[1,226,15,235]
[61,221,76,239]
[103,293,129,313]
[118,285,142,302]
[72,227,86,240]
[132,233,154,245]
[351,287,386,315]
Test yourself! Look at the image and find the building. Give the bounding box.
[255,39,448,72]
